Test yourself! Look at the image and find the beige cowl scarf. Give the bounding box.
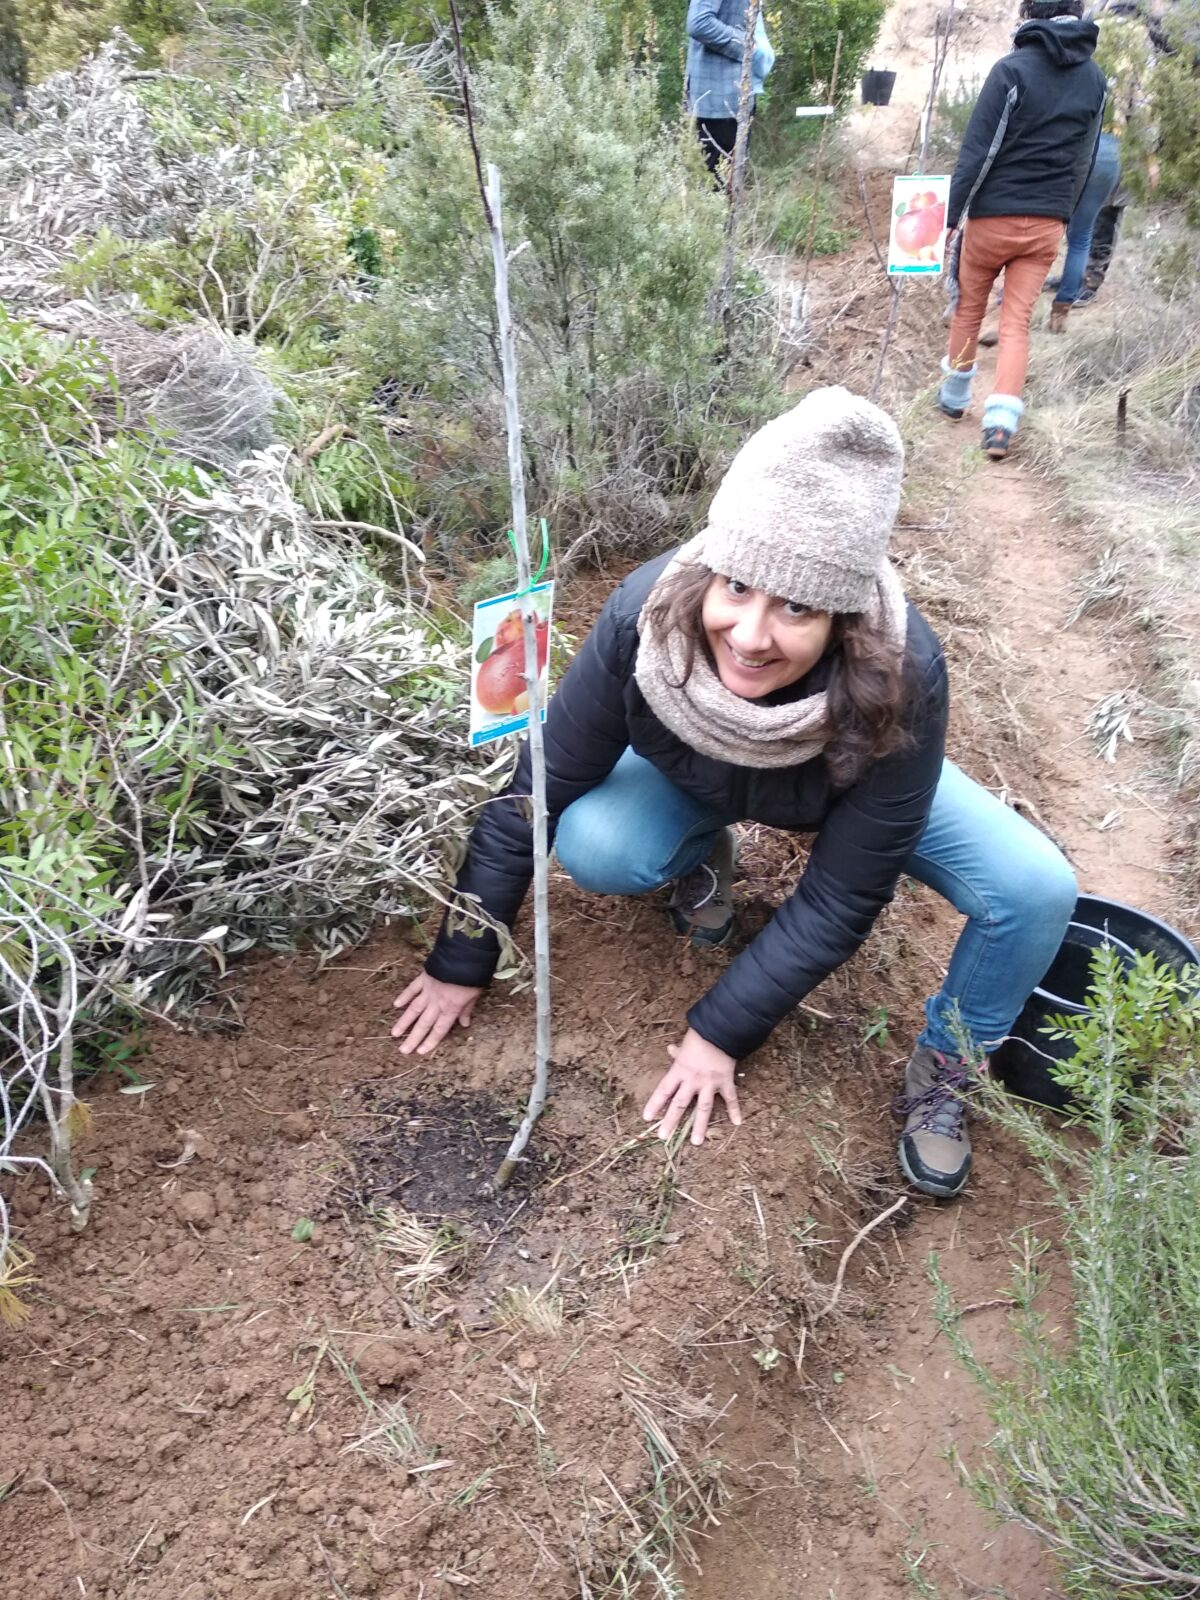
[634,540,910,771]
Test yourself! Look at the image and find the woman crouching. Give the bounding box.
[393,387,1076,1197]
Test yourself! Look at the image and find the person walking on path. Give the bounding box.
[1045,0,1164,314]
[392,388,1077,1200]
[937,0,1107,458]
[685,0,775,181]
[1046,129,1122,329]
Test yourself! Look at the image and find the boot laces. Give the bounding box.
[893,1065,973,1139]
[670,861,719,914]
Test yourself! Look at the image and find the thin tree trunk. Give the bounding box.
[871,0,957,403]
[799,31,844,306]
[717,0,763,344]
[484,163,552,1192]
[446,0,553,1192]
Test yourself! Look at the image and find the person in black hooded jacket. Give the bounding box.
[936,0,1107,458]
[392,388,1077,1199]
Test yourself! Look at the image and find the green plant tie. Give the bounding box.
[505,518,550,595]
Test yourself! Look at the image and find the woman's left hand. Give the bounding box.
[642,1029,742,1146]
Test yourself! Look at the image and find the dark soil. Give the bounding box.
[335,1087,557,1223]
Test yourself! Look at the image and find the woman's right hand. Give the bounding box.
[391,973,482,1055]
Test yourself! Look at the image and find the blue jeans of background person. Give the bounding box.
[1054,134,1122,307]
[554,749,1077,1060]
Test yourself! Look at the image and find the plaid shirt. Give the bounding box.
[686,0,775,120]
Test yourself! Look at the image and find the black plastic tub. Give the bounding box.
[861,70,897,106]
[992,895,1200,1109]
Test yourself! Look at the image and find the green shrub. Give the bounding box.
[1093,2,1200,217]
[768,186,853,255]
[924,73,979,170]
[12,0,190,78]
[348,0,780,556]
[0,0,26,119]
[5,16,781,561]
[1042,946,1200,1114]
[1151,47,1200,220]
[756,0,887,154]
[936,947,1200,1599]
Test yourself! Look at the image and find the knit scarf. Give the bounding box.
[634,548,909,770]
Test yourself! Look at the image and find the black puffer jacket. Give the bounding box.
[948,18,1107,226]
[426,554,949,1060]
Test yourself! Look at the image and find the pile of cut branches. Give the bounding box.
[0,314,495,1293]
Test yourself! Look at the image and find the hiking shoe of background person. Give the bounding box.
[668,828,736,948]
[977,328,999,348]
[894,1045,979,1197]
[1073,286,1098,306]
[1047,302,1070,334]
[936,358,976,420]
[1042,273,1062,293]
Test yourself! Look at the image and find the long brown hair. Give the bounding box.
[641,563,913,785]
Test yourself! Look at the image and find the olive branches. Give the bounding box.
[0,324,501,1291]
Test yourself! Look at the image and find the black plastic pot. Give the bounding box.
[992,895,1200,1109]
[861,70,897,106]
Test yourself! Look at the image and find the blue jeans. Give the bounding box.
[1054,134,1121,306]
[554,750,1077,1059]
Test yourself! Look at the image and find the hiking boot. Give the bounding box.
[894,1045,978,1197]
[985,425,1017,457]
[982,425,1013,459]
[668,828,735,948]
[981,393,1023,461]
[1047,302,1070,334]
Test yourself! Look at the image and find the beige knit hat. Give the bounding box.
[688,386,905,614]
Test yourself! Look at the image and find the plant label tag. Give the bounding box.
[469,581,554,748]
[886,175,951,275]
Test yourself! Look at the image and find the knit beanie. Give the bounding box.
[691,386,904,614]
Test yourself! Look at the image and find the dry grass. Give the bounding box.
[327,1343,436,1476]
[495,1281,566,1338]
[586,1374,728,1600]
[1015,206,1200,913]
[374,1207,470,1299]
[1022,207,1200,807]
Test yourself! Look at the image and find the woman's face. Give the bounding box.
[701,575,835,699]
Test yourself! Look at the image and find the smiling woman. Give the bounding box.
[392,386,1079,1202]
[703,577,833,697]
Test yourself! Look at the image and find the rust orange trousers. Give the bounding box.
[947,214,1065,397]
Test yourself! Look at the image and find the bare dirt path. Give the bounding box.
[846,0,1014,169]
